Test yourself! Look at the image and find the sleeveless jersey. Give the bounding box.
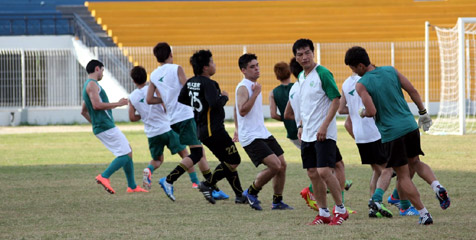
[235,78,271,147]
[82,79,115,135]
[149,63,194,124]
[358,66,418,143]
[129,85,171,138]
[288,81,301,126]
[342,74,381,143]
[272,83,298,140]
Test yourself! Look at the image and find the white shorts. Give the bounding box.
[290,139,301,149]
[96,127,131,157]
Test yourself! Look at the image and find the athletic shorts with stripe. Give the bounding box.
[243,136,284,167]
[202,128,241,165]
[383,128,424,168]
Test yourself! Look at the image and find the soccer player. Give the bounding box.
[345,46,450,225]
[338,73,397,218]
[81,60,147,194]
[235,53,292,211]
[269,61,299,147]
[127,66,200,191]
[178,49,247,204]
[293,38,348,225]
[146,42,220,202]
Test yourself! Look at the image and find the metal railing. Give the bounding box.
[0,41,442,108]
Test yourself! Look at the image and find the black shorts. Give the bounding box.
[336,146,343,163]
[301,139,337,169]
[357,139,387,165]
[243,136,284,167]
[383,129,424,168]
[202,128,241,165]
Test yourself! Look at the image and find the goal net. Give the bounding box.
[430,18,476,135]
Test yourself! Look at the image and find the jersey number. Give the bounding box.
[225,145,237,155]
[189,91,203,112]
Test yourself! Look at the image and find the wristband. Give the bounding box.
[297,125,303,129]
[418,109,427,115]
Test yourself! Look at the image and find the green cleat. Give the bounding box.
[368,200,393,218]
[344,180,353,191]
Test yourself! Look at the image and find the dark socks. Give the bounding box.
[166,163,188,184]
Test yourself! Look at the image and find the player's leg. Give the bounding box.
[143,134,166,190]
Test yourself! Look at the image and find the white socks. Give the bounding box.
[319,208,331,217]
[431,181,442,193]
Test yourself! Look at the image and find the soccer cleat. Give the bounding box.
[271,201,294,210]
[400,206,419,216]
[127,186,149,193]
[387,195,401,209]
[419,212,434,225]
[436,186,451,210]
[306,214,332,225]
[344,179,353,191]
[159,177,175,201]
[368,200,393,218]
[198,181,216,204]
[330,210,349,225]
[369,208,383,218]
[300,187,319,211]
[212,189,230,200]
[96,174,115,194]
[142,168,152,190]
[242,189,262,211]
[346,207,357,214]
[192,183,199,189]
[235,195,248,204]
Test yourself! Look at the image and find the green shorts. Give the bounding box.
[171,118,201,146]
[148,130,186,160]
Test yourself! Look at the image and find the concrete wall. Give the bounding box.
[0,35,74,49]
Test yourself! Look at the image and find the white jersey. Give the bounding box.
[299,65,339,142]
[149,63,194,124]
[288,81,301,126]
[342,75,381,143]
[129,85,171,138]
[235,78,271,147]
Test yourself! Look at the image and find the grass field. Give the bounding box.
[1,122,475,239]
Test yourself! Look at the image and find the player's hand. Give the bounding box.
[251,83,262,95]
[232,130,239,142]
[358,107,366,118]
[118,98,128,106]
[317,126,327,142]
[418,111,432,132]
[221,91,229,97]
[297,127,302,141]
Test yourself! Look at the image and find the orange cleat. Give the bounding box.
[96,174,115,194]
[127,186,149,193]
[300,187,319,211]
[192,183,199,189]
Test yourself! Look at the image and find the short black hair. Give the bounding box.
[345,46,371,67]
[238,53,257,70]
[86,60,104,74]
[130,66,147,85]
[190,50,212,76]
[153,42,172,63]
[289,57,303,79]
[292,38,314,56]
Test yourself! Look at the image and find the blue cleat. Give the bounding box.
[436,186,450,210]
[212,190,229,200]
[242,189,262,211]
[387,195,401,209]
[159,177,175,201]
[271,201,294,210]
[400,206,419,216]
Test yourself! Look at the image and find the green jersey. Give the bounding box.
[272,83,298,140]
[82,79,115,135]
[358,66,418,143]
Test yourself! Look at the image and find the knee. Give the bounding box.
[307,168,318,179]
[189,147,203,164]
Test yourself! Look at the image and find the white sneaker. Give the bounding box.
[142,168,151,190]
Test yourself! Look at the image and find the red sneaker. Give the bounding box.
[330,210,349,225]
[192,183,199,189]
[96,174,115,194]
[306,214,332,225]
[127,186,149,193]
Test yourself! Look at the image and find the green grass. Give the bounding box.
[0,124,475,239]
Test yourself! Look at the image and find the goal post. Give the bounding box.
[425,17,476,135]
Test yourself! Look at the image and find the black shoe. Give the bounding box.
[235,195,247,204]
[436,186,450,210]
[198,181,216,204]
[419,213,433,225]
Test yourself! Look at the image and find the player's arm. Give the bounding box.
[204,82,228,108]
[345,115,355,139]
[128,100,141,122]
[177,66,188,86]
[177,82,191,106]
[146,82,163,104]
[86,81,127,110]
[269,90,281,121]
[233,105,239,142]
[81,102,91,123]
[338,90,349,114]
[355,82,376,117]
[396,69,425,111]
[237,84,260,117]
[283,101,294,121]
